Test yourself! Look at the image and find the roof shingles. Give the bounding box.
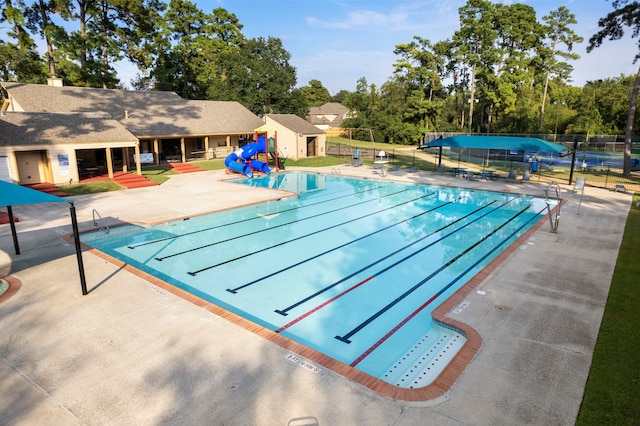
[1,82,264,139]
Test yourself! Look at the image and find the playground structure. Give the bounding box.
[225,126,285,177]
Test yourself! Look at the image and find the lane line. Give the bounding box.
[127,184,384,249]
[335,205,531,344]
[349,206,546,367]
[226,197,456,294]
[274,197,518,332]
[157,187,413,261]
[187,189,433,275]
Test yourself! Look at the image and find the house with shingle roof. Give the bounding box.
[0,111,138,185]
[0,79,265,185]
[264,114,326,161]
[306,102,350,130]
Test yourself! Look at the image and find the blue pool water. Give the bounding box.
[81,172,551,388]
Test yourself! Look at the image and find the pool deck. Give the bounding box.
[0,163,632,425]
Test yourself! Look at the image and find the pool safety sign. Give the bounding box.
[285,353,321,374]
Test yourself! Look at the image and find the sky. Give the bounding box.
[177,0,636,94]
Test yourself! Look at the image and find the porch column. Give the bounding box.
[105,148,114,178]
[226,135,231,156]
[180,137,186,163]
[204,136,210,159]
[153,139,159,165]
[134,143,142,175]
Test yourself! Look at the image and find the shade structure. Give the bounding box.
[423,135,567,154]
[0,181,87,295]
[0,180,72,207]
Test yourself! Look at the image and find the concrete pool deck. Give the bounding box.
[0,164,632,425]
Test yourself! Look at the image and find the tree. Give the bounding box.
[452,0,498,134]
[393,36,445,137]
[538,6,583,131]
[588,0,640,177]
[0,0,48,82]
[24,0,69,77]
[219,36,298,114]
[486,3,542,132]
[299,79,330,107]
[149,2,244,99]
[331,90,350,104]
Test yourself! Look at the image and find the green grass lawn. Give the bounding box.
[576,194,640,425]
[58,180,123,195]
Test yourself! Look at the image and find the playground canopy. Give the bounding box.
[422,136,568,154]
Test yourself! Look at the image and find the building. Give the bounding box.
[306,102,349,131]
[264,114,326,161]
[1,80,264,185]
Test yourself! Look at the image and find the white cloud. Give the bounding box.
[306,9,408,30]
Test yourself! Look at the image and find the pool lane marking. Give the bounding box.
[186,190,434,275]
[274,197,518,331]
[157,187,414,261]
[334,205,532,345]
[350,205,546,366]
[127,184,384,249]
[272,200,494,317]
[226,197,460,294]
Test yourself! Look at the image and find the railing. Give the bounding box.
[544,184,562,233]
[92,209,109,234]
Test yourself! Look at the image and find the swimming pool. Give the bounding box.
[81,171,551,392]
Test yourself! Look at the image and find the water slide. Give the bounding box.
[225,136,271,178]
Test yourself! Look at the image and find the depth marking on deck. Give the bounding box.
[285,353,321,374]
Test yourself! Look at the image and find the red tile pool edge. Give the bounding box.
[66,200,557,402]
[0,275,22,304]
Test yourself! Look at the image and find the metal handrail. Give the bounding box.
[92,209,109,234]
[544,185,562,233]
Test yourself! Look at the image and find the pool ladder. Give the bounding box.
[92,209,110,234]
[544,184,562,233]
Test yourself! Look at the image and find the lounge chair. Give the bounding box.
[389,164,401,172]
[573,177,586,193]
[355,157,364,167]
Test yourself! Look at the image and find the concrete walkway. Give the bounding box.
[0,165,632,425]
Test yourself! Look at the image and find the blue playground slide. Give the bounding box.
[225,136,271,178]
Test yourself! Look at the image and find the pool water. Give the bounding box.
[81,172,551,388]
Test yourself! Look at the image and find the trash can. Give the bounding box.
[530,161,538,172]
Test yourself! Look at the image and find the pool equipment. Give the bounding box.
[225,135,271,177]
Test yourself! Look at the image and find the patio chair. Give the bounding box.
[521,170,530,183]
[466,170,478,181]
[506,169,517,182]
[573,177,586,193]
[614,184,628,193]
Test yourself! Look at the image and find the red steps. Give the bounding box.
[111,172,158,189]
[166,163,205,173]
[0,211,19,224]
[24,183,68,198]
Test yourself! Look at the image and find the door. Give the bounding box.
[16,151,45,184]
[306,136,317,157]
